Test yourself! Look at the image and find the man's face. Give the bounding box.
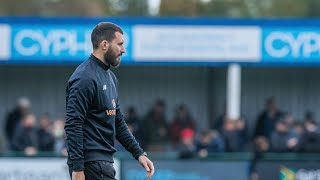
[276,122,287,133]
[23,114,35,128]
[104,32,126,68]
[266,100,276,111]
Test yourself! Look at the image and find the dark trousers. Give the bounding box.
[69,161,116,180]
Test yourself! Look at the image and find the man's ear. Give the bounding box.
[101,40,109,51]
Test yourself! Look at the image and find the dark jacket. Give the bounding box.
[12,125,38,151]
[37,128,55,152]
[65,54,143,171]
[254,110,283,138]
[270,131,291,152]
[5,108,23,142]
[296,130,320,152]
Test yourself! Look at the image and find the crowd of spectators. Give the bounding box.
[3,97,67,156]
[122,97,320,159]
[253,97,320,154]
[2,97,320,159]
[121,99,249,158]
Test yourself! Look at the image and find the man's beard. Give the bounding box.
[104,46,121,68]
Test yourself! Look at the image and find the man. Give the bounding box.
[254,97,283,139]
[296,118,320,152]
[143,100,168,151]
[12,113,38,156]
[65,22,154,180]
[37,113,55,152]
[5,97,31,148]
[270,121,296,152]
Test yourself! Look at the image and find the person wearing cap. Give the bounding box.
[5,97,31,149]
[178,128,196,159]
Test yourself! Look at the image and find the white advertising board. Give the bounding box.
[133,25,261,62]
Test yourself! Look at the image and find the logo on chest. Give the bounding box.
[112,99,116,108]
[106,99,116,116]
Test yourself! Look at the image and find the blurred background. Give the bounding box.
[1,0,320,179]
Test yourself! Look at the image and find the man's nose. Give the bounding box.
[121,47,126,54]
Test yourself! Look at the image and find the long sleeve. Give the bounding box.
[65,76,95,171]
[115,98,144,160]
[12,127,25,151]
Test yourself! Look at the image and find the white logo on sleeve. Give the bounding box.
[103,85,107,90]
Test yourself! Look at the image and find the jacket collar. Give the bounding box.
[90,54,110,71]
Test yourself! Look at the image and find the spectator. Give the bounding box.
[250,136,270,180]
[254,97,283,139]
[210,105,226,133]
[235,117,248,148]
[283,112,295,129]
[169,104,196,149]
[125,106,144,148]
[12,113,38,156]
[254,136,270,155]
[296,119,320,152]
[37,113,55,152]
[292,121,304,140]
[305,111,315,122]
[178,128,196,159]
[143,100,168,151]
[270,121,297,152]
[53,119,67,156]
[222,120,241,152]
[196,129,224,158]
[5,97,31,147]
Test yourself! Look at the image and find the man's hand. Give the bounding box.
[24,147,37,156]
[72,171,85,180]
[287,138,298,149]
[138,155,155,178]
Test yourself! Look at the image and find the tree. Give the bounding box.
[257,0,308,17]
[0,0,111,16]
[42,0,111,17]
[307,0,320,17]
[158,0,310,17]
[0,0,41,16]
[108,0,149,16]
[159,0,200,16]
[0,0,315,17]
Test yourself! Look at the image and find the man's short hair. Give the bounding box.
[91,22,123,50]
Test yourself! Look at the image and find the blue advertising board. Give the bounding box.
[0,19,132,64]
[2,17,320,65]
[262,28,320,63]
[121,160,249,180]
[256,161,320,180]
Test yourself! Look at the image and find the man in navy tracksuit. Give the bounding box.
[65,22,154,180]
